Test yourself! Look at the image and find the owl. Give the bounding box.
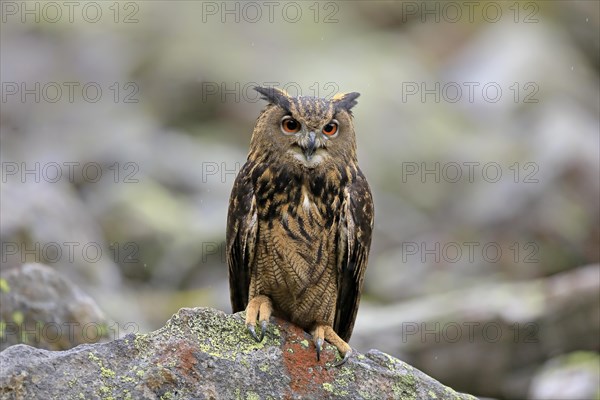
[226,86,374,366]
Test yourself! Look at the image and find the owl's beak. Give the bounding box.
[304,131,317,160]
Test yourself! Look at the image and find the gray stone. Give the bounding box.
[0,307,477,400]
[0,263,109,352]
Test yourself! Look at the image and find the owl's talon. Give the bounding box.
[314,324,352,367]
[259,320,268,342]
[315,337,323,361]
[333,349,352,367]
[247,324,261,342]
[312,325,325,362]
[244,295,273,343]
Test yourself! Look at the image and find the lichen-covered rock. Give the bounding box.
[0,307,476,400]
[0,263,109,352]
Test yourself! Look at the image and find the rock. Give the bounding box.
[0,263,109,352]
[0,307,476,400]
[0,181,123,290]
[353,264,600,399]
[528,351,600,400]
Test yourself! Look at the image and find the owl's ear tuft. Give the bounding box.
[333,92,360,114]
[254,86,291,111]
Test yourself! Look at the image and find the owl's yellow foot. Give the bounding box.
[312,324,352,367]
[245,295,273,342]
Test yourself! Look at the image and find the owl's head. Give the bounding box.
[249,86,360,169]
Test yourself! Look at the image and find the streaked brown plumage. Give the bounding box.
[226,86,374,365]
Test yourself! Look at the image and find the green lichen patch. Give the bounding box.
[88,352,100,362]
[245,392,260,400]
[562,351,600,368]
[120,376,136,384]
[383,352,402,371]
[98,385,111,396]
[322,382,334,393]
[101,366,116,379]
[318,364,355,397]
[313,365,355,397]
[336,364,356,387]
[0,278,10,293]
[133,333,151,354]
[259,364,269,372]
[442,385,476,400]
[391,372,417,400]
[161,309,283,362]
[321,380,350,397]
[12,311,24,325]
[357,388,374,400]
[86,351,123,399]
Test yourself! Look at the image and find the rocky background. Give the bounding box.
[1,1,599,399]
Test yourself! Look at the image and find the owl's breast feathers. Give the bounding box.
[227,159,373,341]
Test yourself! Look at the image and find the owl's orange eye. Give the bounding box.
[281,116,301,134]
[322,121,338,136]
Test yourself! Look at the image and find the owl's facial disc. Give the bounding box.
[280,114,339,168]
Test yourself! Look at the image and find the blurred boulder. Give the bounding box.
[0,263,109,351]
[0,181,122,290]
[528,351,600,400]
[354,264,600,399]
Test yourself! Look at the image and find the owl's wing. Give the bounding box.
[226,162,258,313]
[334,168,374,342]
